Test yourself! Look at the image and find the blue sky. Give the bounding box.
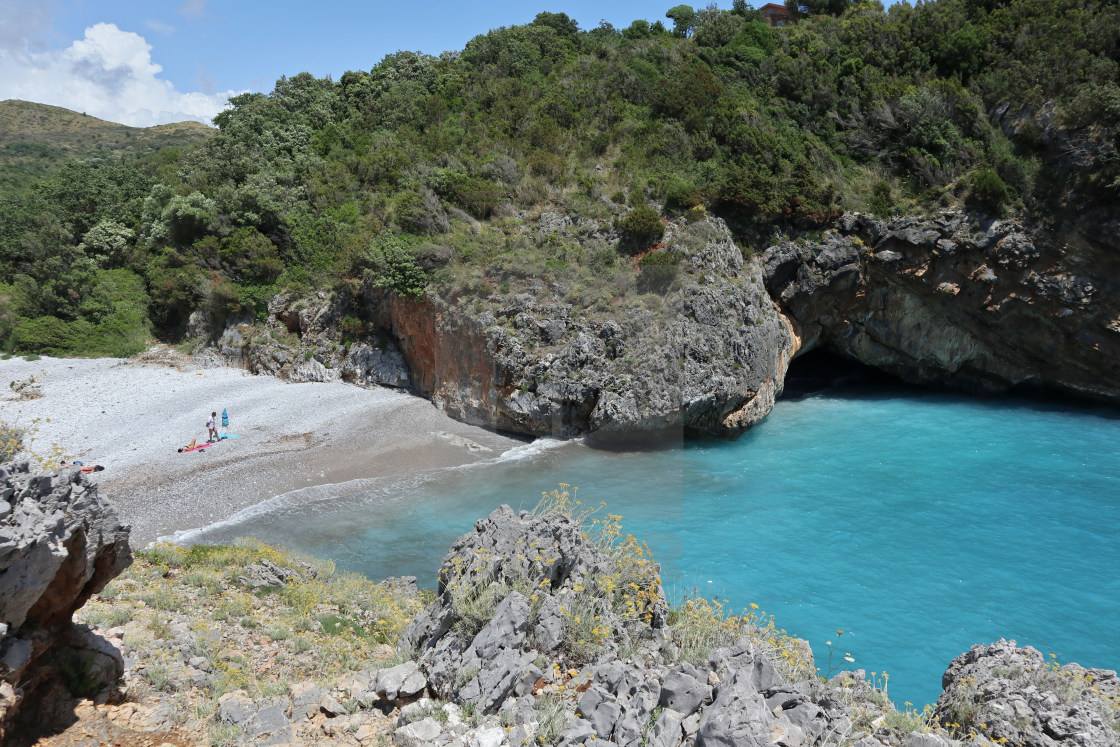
[0,0,899,127]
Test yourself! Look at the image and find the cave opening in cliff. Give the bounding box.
[780,348,900,399]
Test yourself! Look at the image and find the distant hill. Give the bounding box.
[0,99,214,185]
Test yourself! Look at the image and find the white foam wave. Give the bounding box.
[491,436,577,463]
[153,436,577,548]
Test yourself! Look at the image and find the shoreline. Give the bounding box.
[0,348,525,546]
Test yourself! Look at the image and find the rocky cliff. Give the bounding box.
[219,216,793,440]
[762,210,1120,401]
[386,218,793,440]
[0,462,132,743]
[210,206,1119,439]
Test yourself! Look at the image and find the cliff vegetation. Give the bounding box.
[0,0,1116,359]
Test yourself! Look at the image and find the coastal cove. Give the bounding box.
[182,386,1120,709]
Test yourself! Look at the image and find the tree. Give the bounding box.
[785,0,852,18]
[617,205,665,252]
[666,5,698,37]
[533,12,580,40]
[694,8,744,47]
[624,19,654,40]
[78,220,135,268]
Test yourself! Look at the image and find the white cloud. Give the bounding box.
[144,19,176,36]
[0,22,237,127]
[178,0,208,19]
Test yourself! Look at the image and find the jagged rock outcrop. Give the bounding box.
[387,218,793,439]
[383,505,1120,747]
[393,505,899,746]
[763,211,1120,402]
[0,462,132,742]
[933,639,1120,747]
[401,504,669,715]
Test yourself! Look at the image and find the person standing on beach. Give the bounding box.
[207,412,218,442]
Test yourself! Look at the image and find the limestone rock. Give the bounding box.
[0,463,131,741]
[763,210,1120,404]
[659,664,711,716]
[373,661,428,704]
[694,668,775,746]
[933,639,1119,747]
[395,716,442,745]
[387,216,793,439]
[342,342,410,388]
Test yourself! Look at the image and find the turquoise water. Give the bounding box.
[189,388,1120,707]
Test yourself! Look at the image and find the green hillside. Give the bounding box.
[0,100,213,186]
[0,0,1117,357]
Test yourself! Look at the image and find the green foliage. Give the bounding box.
[362,235,429,298]
[78,220,136,269]
[10,317,75,355]
[666,5,698,38]
[617,205,665,252]
[786,0,852,18]
[967,169,1011,214]
[638,250,681,292]
[58,650,101,698]
[869,181,893,217]
[0,0,1111,353]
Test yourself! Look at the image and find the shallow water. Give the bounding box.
[190,388,1120,707]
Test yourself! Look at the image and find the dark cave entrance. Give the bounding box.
[779,347,901,400]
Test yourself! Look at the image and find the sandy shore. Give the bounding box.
[0,348,525,546]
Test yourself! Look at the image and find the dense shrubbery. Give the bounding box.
[1,0,1115,354]
[618,205,666,252]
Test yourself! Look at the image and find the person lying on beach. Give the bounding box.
[60,460,105,473]
[177,439,198,453]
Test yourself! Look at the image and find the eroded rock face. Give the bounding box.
[214,208,1120,441]
[763,211,1120,402]
[232,291,411,389]
[388,218,793,439]
[0,462,132,742]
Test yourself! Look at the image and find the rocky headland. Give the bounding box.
[3,474,1117,746]
[206,206,1120,442]
[219,216,794,441]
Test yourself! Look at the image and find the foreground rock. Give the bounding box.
[383,506,1120,747]
[394,504,905,746]
[0,462,131,743]
[934,639,1120,747]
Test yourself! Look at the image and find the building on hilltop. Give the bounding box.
[759,3,791,26]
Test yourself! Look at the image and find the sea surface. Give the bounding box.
[186,386,1120,707]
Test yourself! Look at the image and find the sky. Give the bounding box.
[0,0,811,128]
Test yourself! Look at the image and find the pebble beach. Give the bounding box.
[0,347,523,546]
